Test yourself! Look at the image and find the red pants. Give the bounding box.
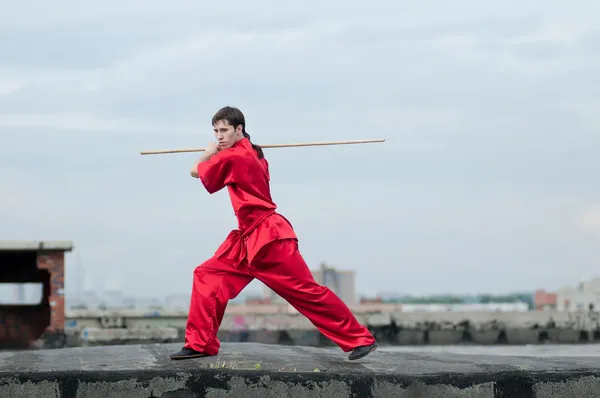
[184,239,376,355]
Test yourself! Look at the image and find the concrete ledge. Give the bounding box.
[0,240,74,251]
[1,343,600,397]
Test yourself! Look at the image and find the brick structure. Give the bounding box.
[0,240,72,349]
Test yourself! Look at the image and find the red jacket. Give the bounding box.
[196,137,297,266]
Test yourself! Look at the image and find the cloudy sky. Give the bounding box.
[1,1,599,301]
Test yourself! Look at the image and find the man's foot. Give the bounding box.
[169,346,210,360]
[348,342,378,360]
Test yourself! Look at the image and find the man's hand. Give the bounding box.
[190,142,219,178]
[204,142,219,157]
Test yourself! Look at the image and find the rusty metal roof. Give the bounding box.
[0,240,74,252]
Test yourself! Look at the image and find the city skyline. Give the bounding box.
[0,243,596,307]
[1,243,589,313]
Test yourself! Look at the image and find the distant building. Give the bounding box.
[398,303,529,312]
[556,278,600,311]
[313,263,356,305]
[360,296,383,304]
[534,289,557,310]
[245,297,272,305]
[262,262,356,305]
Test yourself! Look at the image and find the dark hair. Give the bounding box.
[211,106,264,159]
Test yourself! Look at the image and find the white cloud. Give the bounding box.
[0,112,169,132]
[0,79,24,96]
[567,101,600,134]
[582,205,600,231]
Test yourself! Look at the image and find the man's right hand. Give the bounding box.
[205,142,219,157]
[191,142,219,178]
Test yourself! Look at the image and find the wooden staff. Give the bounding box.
[140,138,386,155]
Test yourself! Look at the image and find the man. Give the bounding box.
[170,106,377,361]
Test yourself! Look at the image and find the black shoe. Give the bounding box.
[348,342,378,360]
[169,347,209,360]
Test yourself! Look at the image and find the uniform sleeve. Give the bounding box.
[196,151,238,194]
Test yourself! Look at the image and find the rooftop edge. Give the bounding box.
[0,240,74,252]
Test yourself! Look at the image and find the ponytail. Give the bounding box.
[243,130,264,159]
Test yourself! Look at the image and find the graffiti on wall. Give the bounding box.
[226,314,311,331]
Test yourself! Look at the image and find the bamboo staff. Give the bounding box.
[140,138,386,155]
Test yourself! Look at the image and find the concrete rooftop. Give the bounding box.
[0,343,599,397]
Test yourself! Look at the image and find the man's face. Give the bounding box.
[213,119,243,150]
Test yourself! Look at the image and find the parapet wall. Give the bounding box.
[1,343,600,397]
[65,308,600,347]
[67,308,600,332]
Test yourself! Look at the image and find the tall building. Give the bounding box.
[262,262,356,305]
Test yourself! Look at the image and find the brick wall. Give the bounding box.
[37,252,65,332]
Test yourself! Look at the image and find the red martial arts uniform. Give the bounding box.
[184,137,376,356]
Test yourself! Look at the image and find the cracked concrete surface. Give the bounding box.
[1,343,600,397]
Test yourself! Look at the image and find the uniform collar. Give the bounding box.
[232,137,251,149]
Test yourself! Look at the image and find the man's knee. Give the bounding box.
[193,263,209,275]
[192,258,224,292]
[194,257,225,275]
